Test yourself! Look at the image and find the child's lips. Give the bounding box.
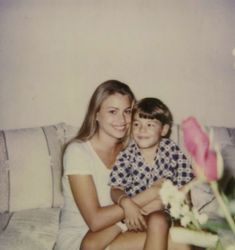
[137,135,149,140]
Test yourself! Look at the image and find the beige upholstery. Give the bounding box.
[0,122,234,249]
[0,124,66,212]
[0,123,78,250]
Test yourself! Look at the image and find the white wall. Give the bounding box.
[0,0,235,130]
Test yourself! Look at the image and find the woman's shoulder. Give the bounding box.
[63,140,94,174]
[64,140,91,158]
[66,140,85,149]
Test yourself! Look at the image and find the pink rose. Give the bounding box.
[181,117,219,181]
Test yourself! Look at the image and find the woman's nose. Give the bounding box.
[119,112,126,123]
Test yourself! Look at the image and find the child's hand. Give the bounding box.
[142,199,164,215]
[119,197,147,232]
[152,178,165,188]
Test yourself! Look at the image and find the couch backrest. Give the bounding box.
[0,122,234,215]
[0,123,78,213]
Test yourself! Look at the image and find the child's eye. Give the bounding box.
[133,122,139,127]
[147,123,154,127]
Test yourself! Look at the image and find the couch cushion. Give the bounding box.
[0,208,60,250]
[0,124,66,212]
[0,212,12,234]
[220,145,235,191]
[209,126,235,147]
[221,145,235,175]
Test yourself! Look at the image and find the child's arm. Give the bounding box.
[139,179,165,214]
[142,198,164,214]
[111,187,147,231]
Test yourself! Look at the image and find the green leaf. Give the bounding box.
[215,240,224,250]
[201,218,230,233]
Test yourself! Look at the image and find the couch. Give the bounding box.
[0,122,234,250]
[0,123,78,250]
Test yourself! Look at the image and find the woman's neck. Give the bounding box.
[91,133,122,152]
[89,133,123,168]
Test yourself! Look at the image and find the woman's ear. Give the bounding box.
[96,112,99,121]
[161,124,170,137]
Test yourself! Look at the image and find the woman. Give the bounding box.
[55,80,190,250]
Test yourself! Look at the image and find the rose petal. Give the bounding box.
[181,117,220,181]
[182,117,209,167]
[204,151,218,181]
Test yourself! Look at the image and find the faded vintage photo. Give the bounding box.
[0,1,235,249]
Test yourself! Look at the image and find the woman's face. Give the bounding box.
[96,93,132,141]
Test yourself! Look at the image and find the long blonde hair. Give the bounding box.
[76,80,136,142]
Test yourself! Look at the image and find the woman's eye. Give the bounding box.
[133,122,139,127]
[125,109,132,115]
[109,110,116,114]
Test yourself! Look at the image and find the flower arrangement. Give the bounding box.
[160,117,235,250]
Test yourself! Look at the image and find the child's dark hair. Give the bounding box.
[132,97,173,138]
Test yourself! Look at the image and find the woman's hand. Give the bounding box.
[119,197,147,232]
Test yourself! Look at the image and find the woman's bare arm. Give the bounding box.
[69,175,123,232]
[69,175,162,232]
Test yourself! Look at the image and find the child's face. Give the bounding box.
[132,113,168,149]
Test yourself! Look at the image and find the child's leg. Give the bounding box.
[80,224,122,250]
[144,211,170,250]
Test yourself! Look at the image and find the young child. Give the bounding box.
[109,97,194,250]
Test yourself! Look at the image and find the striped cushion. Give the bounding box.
[0,208,60,250]
[0,212,11,234]
[0,124,66,212]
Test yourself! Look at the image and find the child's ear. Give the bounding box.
[161,124,170,137]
